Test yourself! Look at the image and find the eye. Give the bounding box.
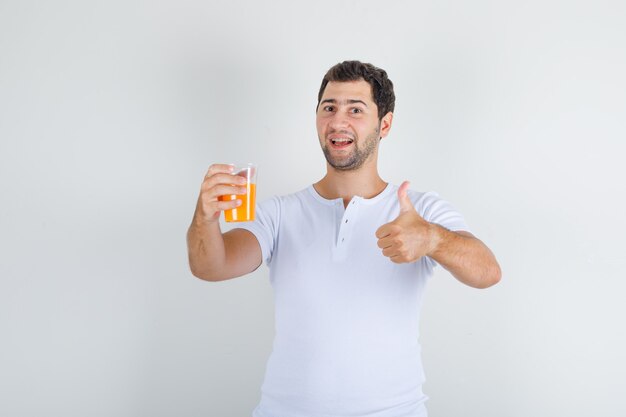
[350,107,363,114]
[323,105,335,112]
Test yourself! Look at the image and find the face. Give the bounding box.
[316,80,392,171]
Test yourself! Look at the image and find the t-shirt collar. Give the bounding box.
[307,183,394,206]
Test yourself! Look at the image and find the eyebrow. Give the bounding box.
[320,98,368,107]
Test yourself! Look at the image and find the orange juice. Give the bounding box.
[219,183,256,222]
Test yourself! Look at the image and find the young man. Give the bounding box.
[187,61,501,417]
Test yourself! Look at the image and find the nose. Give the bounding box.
[328,110,350,130]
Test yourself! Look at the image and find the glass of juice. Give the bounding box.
[218,163,257,222]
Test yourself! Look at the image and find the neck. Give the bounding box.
[314,162,386,207]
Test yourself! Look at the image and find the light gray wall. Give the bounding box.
[1,1,625,416]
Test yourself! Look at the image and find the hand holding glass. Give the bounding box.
[218,163,257,222]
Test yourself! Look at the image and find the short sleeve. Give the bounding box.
[235,196,280,266]
[416,191,470,233]
[414,191,470,269]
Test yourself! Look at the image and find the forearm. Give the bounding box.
[428,225,501,289]
[187,162,264,281]
[186,214,229,281]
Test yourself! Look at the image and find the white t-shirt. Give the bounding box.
[238,183,469,417]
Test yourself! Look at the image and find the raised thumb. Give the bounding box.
[397,180,414,213]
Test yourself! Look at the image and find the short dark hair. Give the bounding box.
[317,60,395,120]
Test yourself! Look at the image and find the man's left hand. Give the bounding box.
[375,181,439,263]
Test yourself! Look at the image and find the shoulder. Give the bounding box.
[257,186,314,213]
[406,188,434,206]
[410,190,469,231]
[384,183,432,207]
[387,184,462,222]
[270,186,313,207]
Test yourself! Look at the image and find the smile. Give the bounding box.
[330,138,354,146]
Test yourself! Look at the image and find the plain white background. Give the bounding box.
[1,1,625,416]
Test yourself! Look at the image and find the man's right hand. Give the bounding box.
[195,163,248,223]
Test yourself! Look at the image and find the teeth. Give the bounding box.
[331,138,353,144]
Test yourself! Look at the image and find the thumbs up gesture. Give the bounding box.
[375,181,439,263]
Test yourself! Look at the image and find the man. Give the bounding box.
[187,61,501,417]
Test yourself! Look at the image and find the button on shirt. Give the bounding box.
[238,184,469,417]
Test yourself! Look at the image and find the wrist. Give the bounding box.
[193,197,221,225]
[426,223,447,258]
[191,208,220,231]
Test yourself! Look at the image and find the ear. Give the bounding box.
[379,112,393,139]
